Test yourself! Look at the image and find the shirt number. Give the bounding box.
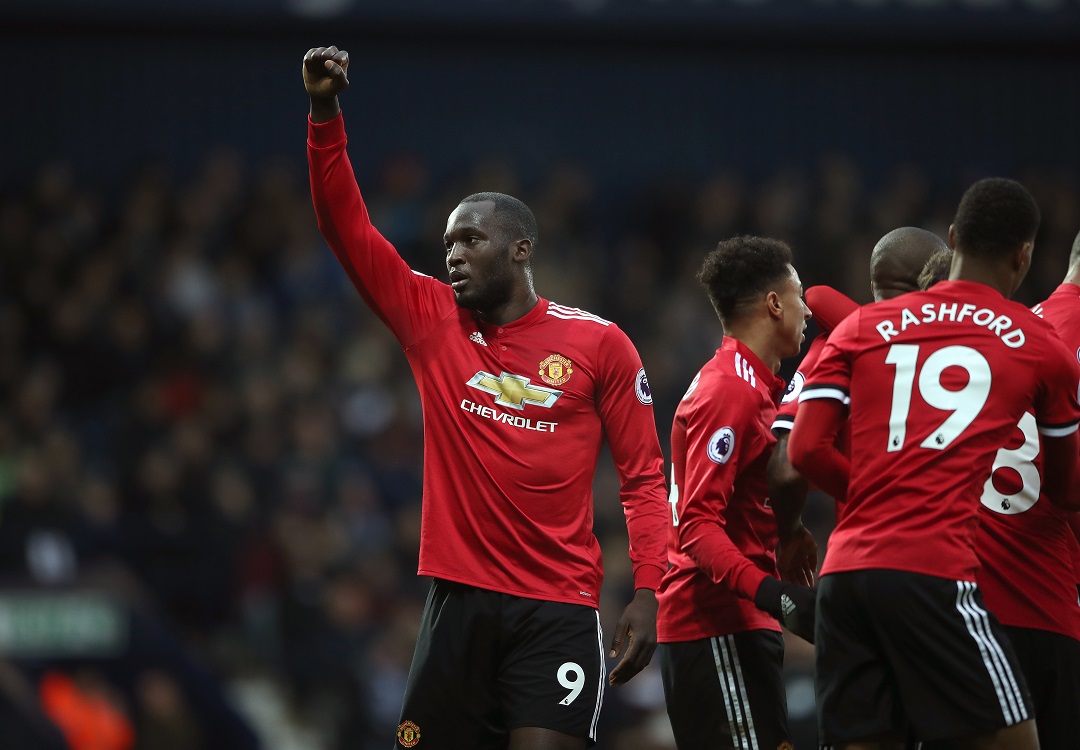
[979,412,1041,515]
[884,344,991,452]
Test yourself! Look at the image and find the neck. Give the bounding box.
[723,320,781,373]
[949,255,1015,299]
[1063,264,1080,287]
[475,290,540,326]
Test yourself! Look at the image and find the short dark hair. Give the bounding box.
[460,192,539,247]
[698,235,794,323]
[917,248,953,290]
[952,178,1040,260]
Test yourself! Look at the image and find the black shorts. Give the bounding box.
[395,579,605,749]
[816,570,1033,745]
[659,631,791,750]
[1002,625,1080,750]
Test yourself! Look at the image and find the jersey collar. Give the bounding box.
[475,297,549,338]
[720,336,787,403]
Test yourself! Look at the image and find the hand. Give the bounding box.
[777,524,818,587]
[607,589,658,686]
[753,576,816,644]
[303,46,349,122]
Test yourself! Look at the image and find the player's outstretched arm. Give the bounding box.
[804,285,858,334]
[607,589,658,686]
[303,46,349,123]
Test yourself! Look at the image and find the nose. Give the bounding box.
[447,243,464,266]
[803,300,812,320]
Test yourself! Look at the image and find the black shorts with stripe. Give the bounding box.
[659,630,790,750]
[816,569,1033,745]
[395,579,605,749]
[1001,625,1080,750]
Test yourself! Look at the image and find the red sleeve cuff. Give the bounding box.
[632,564,666,592]
[733,565,770,601]
[307,112,346,149]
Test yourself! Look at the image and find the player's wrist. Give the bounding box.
[753,576,816,643]
[753,576,785,616]
[308,96,341,124]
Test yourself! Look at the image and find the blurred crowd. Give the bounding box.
[1,147,1078,749]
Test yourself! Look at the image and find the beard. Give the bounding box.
[453,254,516,313]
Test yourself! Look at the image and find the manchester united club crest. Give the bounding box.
[539,354,573,386]
[397,720,421,747]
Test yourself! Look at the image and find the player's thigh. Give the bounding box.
[865,573,1032,742]
[1003,625,1080,749]
[816,572,906,745]
[660,631,790,750]
[498,598,605,744]
[396,580,505,749]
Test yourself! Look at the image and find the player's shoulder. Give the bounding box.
[680,357,766,426]
[1013,302,1066,346]
[1038,283,1080,313]
[543,301,614,331]
[697,348,769,399]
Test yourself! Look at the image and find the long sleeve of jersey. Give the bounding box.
[597,327,669,591]
[307,113,450,347]
[789,399,850,502]
[676,388,771,600]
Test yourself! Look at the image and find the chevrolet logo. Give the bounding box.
[466,371,562,410]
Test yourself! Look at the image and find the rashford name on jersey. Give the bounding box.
[875,301,1027,348]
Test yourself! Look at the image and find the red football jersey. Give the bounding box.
[309,115,669,607]
[1034,283,1080,592]
[970,282,1080,639]
[802,280,1080,582]
[657,338,786,641]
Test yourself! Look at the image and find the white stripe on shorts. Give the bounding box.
[954,581,1028,725]
[590,610,604,741]
[711,635,760,750]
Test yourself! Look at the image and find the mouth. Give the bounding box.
[449,271,468,290]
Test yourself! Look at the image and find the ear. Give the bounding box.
[765,290,784,321]
[512,238,532,264]
[947,224,957,250]
[1014,241,1034,273]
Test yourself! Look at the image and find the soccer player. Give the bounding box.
[656,236,815,750]
[768,227,948,582]
[303,47,670,750]
[789,178,1080,750]
[959,233,1080,750]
